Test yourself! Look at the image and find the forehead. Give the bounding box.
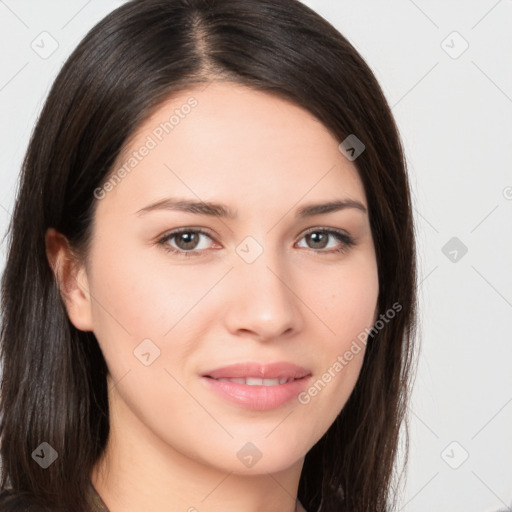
[97,81,366,217]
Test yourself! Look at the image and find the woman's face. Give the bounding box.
[71,81,378,474]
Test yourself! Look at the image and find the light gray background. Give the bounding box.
[1,1,511,511]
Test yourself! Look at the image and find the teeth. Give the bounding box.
[215,377,292,386]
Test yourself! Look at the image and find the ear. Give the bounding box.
[45,227,94,332]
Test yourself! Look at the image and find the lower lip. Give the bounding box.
[201,376,311,411]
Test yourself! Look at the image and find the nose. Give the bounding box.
[223,251,303,342]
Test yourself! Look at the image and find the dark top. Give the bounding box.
[87,481,308,512]
[87,480,110,512]
[0,483,111,512]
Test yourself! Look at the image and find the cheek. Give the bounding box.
[313,252,379,344]
[298,253,378,423]
[85,236,225,374]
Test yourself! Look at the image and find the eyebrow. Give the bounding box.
[135,197,367,218]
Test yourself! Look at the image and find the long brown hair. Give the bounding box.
[0,1,417,510]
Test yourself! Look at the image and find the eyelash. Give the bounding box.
[157,227,356,258]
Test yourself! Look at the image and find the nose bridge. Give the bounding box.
[225,238,301,339]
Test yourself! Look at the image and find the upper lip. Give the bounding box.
[202,362,311,380]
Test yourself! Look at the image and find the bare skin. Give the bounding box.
[46,81,379,512]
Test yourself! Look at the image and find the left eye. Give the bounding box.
[157,227,355,257]
[296,229,353,251]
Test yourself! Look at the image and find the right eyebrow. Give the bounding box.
[135,198,237,219]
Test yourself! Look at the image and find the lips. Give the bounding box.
[202,361,311,382]
[200,362,312,410]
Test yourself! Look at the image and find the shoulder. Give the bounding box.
[0,486,96,512]
[296,499,309,512]
[0,489,30,511]
[0,490,51,512]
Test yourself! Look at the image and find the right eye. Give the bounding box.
[157,227,219,257]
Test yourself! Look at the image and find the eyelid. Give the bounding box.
[160,226,216,239]
[300,225,352,239]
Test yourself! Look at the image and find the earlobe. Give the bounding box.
[45,228,94,332]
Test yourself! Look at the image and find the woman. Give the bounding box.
[0,0,417,511]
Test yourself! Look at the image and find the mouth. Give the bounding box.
[205,376,298,386]
[200,362,312,410]
[202,361,311,381]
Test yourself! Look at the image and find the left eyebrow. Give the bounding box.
[295,199,367,217]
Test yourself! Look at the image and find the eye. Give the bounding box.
[157,227,356,257]
[296,227,355,254]
[157,228,217,257]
